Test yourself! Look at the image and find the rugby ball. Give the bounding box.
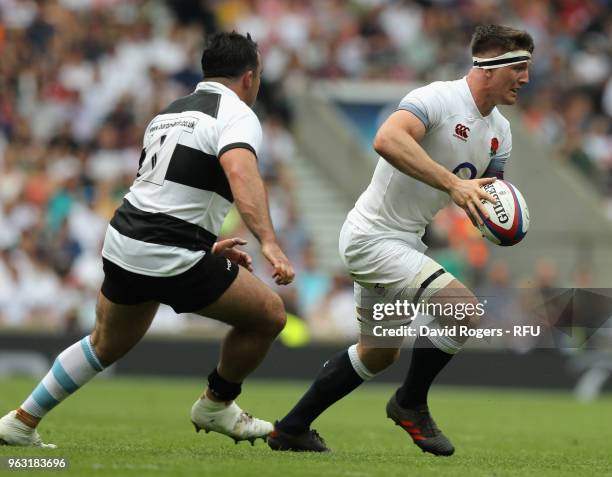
[478,180,529,246]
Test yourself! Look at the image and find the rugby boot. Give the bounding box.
[267,422,331,452]
[0,411,56,448]
[191,399,272,445]
[386,393,454,456]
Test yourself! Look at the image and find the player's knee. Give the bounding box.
[262,293,287,337]
[456,296,484,329]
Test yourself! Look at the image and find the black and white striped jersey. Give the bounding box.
[102,82,262,276]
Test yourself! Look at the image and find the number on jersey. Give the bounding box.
[136,129,181,186]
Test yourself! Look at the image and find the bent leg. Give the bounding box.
[272,279,405,442]
[195,266,286,387]
[397,279,480,408]
[190,267,285,441]
[386,279,476,457]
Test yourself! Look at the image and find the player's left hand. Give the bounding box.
[212,238,253,272]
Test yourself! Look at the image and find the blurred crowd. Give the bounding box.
[0,0,610,341]
[221,0,612,194]
[0,0,308,333]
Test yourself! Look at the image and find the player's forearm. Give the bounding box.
[374,130,458,193]
[228,172,278,245]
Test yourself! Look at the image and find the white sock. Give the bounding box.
[20,335,104,418]
[348,344,376,381]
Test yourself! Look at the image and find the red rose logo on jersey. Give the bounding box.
[490,137,499,157]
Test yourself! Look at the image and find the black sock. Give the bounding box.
[207,368,242,401]
[276,350,364,434]
[396,335,454,408]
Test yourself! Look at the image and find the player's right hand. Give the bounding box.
[261,241,295,285]
[212,237,253,272]
[448,177,497,226]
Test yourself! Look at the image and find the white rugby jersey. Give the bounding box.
[348,77,512,238]
[102,82,262,276]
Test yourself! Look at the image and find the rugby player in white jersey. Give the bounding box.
[0,32,294,448]
[268,25,533,455]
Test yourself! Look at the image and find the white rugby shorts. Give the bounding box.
[338,219,455,336]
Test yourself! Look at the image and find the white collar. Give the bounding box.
[195,81,239,99]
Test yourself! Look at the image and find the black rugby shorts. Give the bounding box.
[101,252,239,313]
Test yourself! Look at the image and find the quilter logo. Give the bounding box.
[454,123,470,141]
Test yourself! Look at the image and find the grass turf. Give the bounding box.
[1,376,611,477]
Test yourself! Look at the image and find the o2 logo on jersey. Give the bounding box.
[452,162,477,179]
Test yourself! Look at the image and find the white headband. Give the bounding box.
[473,50,532,69]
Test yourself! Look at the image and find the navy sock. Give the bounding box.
[396,335,453,408]
[276,350,363,434]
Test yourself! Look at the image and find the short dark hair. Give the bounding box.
[471,25,534,56]
[201,31,259,79]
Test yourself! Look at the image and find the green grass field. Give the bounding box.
[1,377,611,477]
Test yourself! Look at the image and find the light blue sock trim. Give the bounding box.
[80,336,104,372]
[32,383,59,411]
[51,359,79,393]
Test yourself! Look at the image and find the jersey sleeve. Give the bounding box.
[217,108,262,159]
[483,124,512,179]
[397,83,445,131]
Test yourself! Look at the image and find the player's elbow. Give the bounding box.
[225,164,250,190]
[372,130,391,157]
